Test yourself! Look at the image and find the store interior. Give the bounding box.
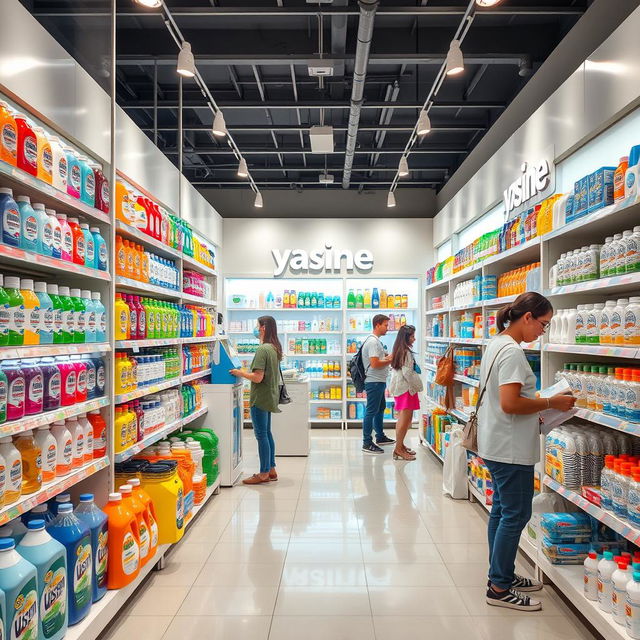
[1,0,640,638]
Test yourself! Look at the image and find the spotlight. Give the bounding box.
[398,156,409,177]
[417,110,431,136]
[445,39,464,76]
[177,42,195,78]
[212,110,227,137]
[387,191,396,208]
[254,192,263,208]
[238,157,248,178]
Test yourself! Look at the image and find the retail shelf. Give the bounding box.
[115,275,180,299]
[114,377,180,404]
[426,279,450,291]
[182,405,209,426]
[450,301,483,313]
[468,480,490,512]
[482,294,518,307]
[574,408,640,437]
[181,368,211,383]
[181,335,219,344]
[187,474,221,524]
[286,352,343,358]
[115,338,181,349]
[0,342,110,360]
[426,307,448,316]
[229,306,342,312]
[417,432,444,463]
[483,236,541,268]
[346,307,417,312]
[546,271,640,296]
[451,408,471,422]
[346,397,368,402]
[544,475,640,546]
[0,397,110,438]
[309,399,342,404]
[114,418,183,463]
[424,336,484,345]
[426,263,482,291]
[345,419,397,424]
[425,336,452,343]
[181,291,217,306]
[181,253,217,277]
[0,158,111,226]
[345,329,400,335]
[0,457,109,526]
[309,377,345,383]
[0,244,111,282]
[115,221,181,259]
[312,418,344,423]
[285,331,342,335]
[544,343,640,358]
[454,374,480,387]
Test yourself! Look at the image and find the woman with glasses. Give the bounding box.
[479,292,576,612]
[388,325,423,461]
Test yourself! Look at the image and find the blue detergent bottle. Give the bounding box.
[47,503,92,625]
[16,196,41,254]
[91,227,108,272]
[91,293,106,343]
[80,224,95,269]
[48,493,71,517]
[17,519,68,640]
[22,503,54,526]
[0,537,38,640]
[0,585,5,640]
[0,188,20,248]
[74,494,108,602]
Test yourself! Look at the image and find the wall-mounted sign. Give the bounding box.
[272,245,374,277]
[503,149,555,220]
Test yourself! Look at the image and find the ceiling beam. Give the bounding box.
[139,124,486,132]
[166,148,468,155]
[182,166,448,172]
[189,181,439,186]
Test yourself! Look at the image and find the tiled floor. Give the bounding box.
[100,429,596,639]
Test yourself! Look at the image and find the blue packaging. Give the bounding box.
[588,166,616,213]
[564,193,575,223]
[572,176,589,220]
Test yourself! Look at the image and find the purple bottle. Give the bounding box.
[91,355,105,398]
[82,355,96,401]
[40,356,61,412]
[1,359,25,421]
[21,358,43,415]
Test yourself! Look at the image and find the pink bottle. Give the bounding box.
[21,358,43,416]
[57,356,77,406]
[57,214,73,262]
[126,295,138,341]
[70,355,87,403]
[1,360,25,421]
[130,296,144,340]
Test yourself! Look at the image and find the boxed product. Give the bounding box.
[588,166,616,213]
[540,512,591,542]
[571,176,589,221]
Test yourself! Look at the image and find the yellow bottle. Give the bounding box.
[380,290,387,309]
[115,293,130,340]
[115,354,129,394]
[14,430,42,495]
[20,279,40,345]
[363,289,372,308]
[124,404,137,447]
[114,407,129,453]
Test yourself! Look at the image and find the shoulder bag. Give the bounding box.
[461,343,510,452]
[278,365,292,405]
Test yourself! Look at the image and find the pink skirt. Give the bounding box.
[394,391,420,411]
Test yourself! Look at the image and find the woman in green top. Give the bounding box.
[230,315,282,485]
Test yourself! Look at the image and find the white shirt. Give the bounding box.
[477,334,539,466]
[362,334,389,384]
[388,351,424,397]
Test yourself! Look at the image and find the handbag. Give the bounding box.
[278,365,292,405]
[461,344,510,452]
[435,345,455,409]
[412,353,422,375]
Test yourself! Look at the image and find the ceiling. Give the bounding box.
[26,0,587,196]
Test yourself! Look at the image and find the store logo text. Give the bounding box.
[272,246,374,277]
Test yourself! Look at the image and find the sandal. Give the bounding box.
[242,474,270,485]
[404,446,416,455]
[393,450,416,461]
[269,469,278,482]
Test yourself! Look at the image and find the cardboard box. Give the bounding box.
[588,166,616,213]
[572,176,589,220]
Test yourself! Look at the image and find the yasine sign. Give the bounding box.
[272,246,374,277]
[503,154,555,219]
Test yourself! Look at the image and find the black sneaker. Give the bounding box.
[376,435,396,446]
[486,574,543,593]
[362,443,384,454]
[486,586,542,611]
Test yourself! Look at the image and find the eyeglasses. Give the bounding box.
[535,318,550,332]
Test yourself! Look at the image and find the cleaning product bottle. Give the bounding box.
[34,426,56,484]
[92,164,109,214]
[127,478,158,555]
[0,187,21,248]
[0,436,21,503]
[78,156,95,207]
[20,279,40,346]
[74,494,108,602]
[0,363,7,424]
[598,550,617,612]
[88,410,107,459]
[21,358,42,416]
[66,417,85,469]
[48,494,71,517]
[114,294,130,341]
[628,571,640,638]
[34,128,53,185]
[17,518,68,640]
[584,550,599,601]
[68,288,86,344]
[14,430,42,494]
[0,274,10,347]
[47,503,92,625]
[65,149,81,199]
[34,281,53,344]
[68,218,84,266]
[0,100,18,166]
[80,224,94,269]
[57,214,72,262]
[92,227,108,271]
[612,558,631,624]
[22,503,53,526]
[49,137,67,194]
[14,115,38,176]
[16,196,40,254]
[56,287,74,344]
[1,359,25,421]
[50,421,72,476]
[46,284,64,344]
[5,277,25,344]
[92,292,106,343]
[102,492,140,588]
[119,484,151,567]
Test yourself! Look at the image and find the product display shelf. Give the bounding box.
[451,407,471,422]
[425,336,485,345]
[0,397,110,438]
[115,220,181,259]
[115,275,180,299]
[181,335,219,344]
[286,352,342,358]
[546,271,640,296]
[230,306,343,312]
[114,417,183,463]
[543,475,640,546]
[426,307,448,316]
[346,307,418,312]
[0,158,111,226]
[114,377,181,404]
[181,368,212,384]
[309,377,345,383]
[482,294,518,307]
[345,418,397,424]
[182,404,209,427]
[454,374,480,387]
[0,245,111,281]
[309,399,342,404]
[417,430,444,463]
[0,342,111,360]
[544,343,640,358]
[181,252,217,277]
[313,418,345,423]
[115,338,181,349]
[180,291,217,306]
[286,331,342,335]
[482,236,542,268]
[426,263,481,291]
[450,301,483,313]
[574,408,640,437]
[0,457,110,526]
[468,480,491,512]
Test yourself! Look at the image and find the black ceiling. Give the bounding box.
[26,0,587,193]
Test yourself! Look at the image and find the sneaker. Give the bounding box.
[376,435,396,446]
[486,575,543,593]
[486,586,542,611]
[362,443,384,455]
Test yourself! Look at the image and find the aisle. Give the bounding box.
[100,430,595,640]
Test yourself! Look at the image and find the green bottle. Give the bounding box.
[143,299,154,340]
[161,302,169,338]
[355,289,364,309]
[347,289,356,308]
[57,286,75,344]
[4,276,25,346]
[0,274,11,347]
[69,288,86,344]
[46,284,65,344]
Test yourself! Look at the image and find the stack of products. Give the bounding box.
[347,289,409,309]
[453,347,481,380]
[182,269,214,300]
[182,343,212,376]
[423,406,453,458]
[235,340,259,354]
[287,337,341,355]
[430,293,449,310]
[425,342,448,365]
[290,360,342,378]
[0,277,107,345]
[114,348,181,394]
[0,100,110,212]
[451,311,483,339]
[229,290,340,309]
[427,313,449,339]
[348,313,407,333]
[496,263,541,297]
[346,386,392,401]
[229,316,340,333]
[316,407,343,420]
[310,385,342,401]
[468,453,493,505]
[116,235,179,289]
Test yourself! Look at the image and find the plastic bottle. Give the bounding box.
[600,300,617,344]
[57,214,72,262]
[0,365,7,423]
[92,164,109,214]
[22,503,53,526]
[612,299,629,345]
[14,116,38,176]
[563,307,578,344]
[33,281,53,345]
[92,227,108,272]
[65,149,82,199]
[625,296,640,345]
[70,356,87,403]
[0,100,18,166]
[0,188,22,251]
[119,484,151,567]
[77,414,93,464]
[74,494,108,602]
[0,275,9,348]
[0,537,38,640]
[574,305,587,344]
[584,550,599,601]
[601,238,613,277]
[16,196,40,254]
[92,292,106,343]
[34,425,56,484]
[628,571,640,638]
[611,233,625,276]
[18,279,39,346]
[17,518,68,640]
[114,294,130,341]
[598,550,618,612]
[14,430,42,494]
[50,421,73,476]
[601,455,615,511]
[46,284,64,344]
[0,436,21,503]
[615,156,630,202]
[67,289,85,344]
[82,290,96,344]
[49,137,68,193]
[92,355,106,398]
[102,492,140,588]
[87,410,106,459]
[66,417,85,469]
[612,558,631,624]
[47,502,93,625]
[80,223,95,269]
[2,359,25,421]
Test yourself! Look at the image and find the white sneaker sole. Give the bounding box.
[362,448,383,455]
[513,583,544,592]
[486,597,542,611]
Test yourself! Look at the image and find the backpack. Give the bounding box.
[349,336,374,393]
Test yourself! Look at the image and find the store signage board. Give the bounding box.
[272,246,374,277]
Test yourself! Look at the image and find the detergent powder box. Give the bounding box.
[588,166,616,213]
[572,176,589,220]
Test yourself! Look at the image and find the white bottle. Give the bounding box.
[613,559,631,624]
[45,209,61,259]
[627,571,640,638]
[625,297,640,346]
[612,298,629,345]
[584,551,599,601]
[553,194,568,230]
[586,303,604,345]
[611,233,625,275]
[49,136,68,193]
[598,551,618,612]
[33,425,57,484]
[0,436,21,503]
[548,311,561,344]
[600,300,617,344]
[578,246,589,281]
[574,305,587,344]
[50,421,73,476]
[77,413,94,464]
[601,238,613,277]
[65,417,85,469]
[627,226,640,273]
[586,244,601,281]
[557,253,567,285]
[563,308,578,344]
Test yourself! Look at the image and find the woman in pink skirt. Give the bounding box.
[388,325,423,461]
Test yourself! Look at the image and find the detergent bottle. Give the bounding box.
[78,156,95,208]
[88,410,107,459]
[46,284,64,344]
[57,214,72,262]
[0,537,38,640]
[49,137,67,193]
[68,218,84,266]
[47,208,61,259]
[81,224,95,269]
[0,436,21,503]
[114,294,130,341]
[92,164,109,214]
[92,292,106,342]
[34,127,53,185]
[34,425,56,483]
[0,274,10,347]
[92,227,108,271]
[69,290,86,344]
[65,149,81,199]
[34,281,54,344]
[17,519,68,640]
[22,504,53,526]
[14,430,42,494]
[32,203,54,257]
[48,494,71,518]
[74,494,108,602]
[15,115,38,176]
[56,287,74,344]
[0,100,18,166]
[119,484,151,567]
[0,187,21,247]
[50,422,72,477]
[102,492,140,588]
[140,461,184,544]
[0,364,7,423]
[16,196,40,254]
[47,503,92,625]
[127,478,158,556]
[20,279,40,346]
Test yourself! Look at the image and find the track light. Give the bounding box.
[475,0,503,6]
[445,39,464,76]
[134,0,162,7]
[417,110,431,136]
[238,157,248,178]
[387,191,396,208]
[212,110,227,137]
[254,192,263,208]
[177,42,195,78]
[398,156,409,177]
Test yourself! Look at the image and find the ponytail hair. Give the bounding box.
[258,315,283,361]
[496,292,553,332]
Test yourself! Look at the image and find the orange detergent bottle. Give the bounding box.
[127,477,158,558]
[119,484,152,567]
[115,235,126,276]
[14,430,42,494]
[33,126,53,184]
[115,181,134,225]
[0,101,18,166]
[102,492,140,589]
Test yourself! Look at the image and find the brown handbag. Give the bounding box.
[435,346,455,409]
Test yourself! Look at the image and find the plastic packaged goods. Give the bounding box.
[51,421,73,476]
[103,492,141,588]
[0,100,18,166]
[598,550,618,612]
[119,484,151,568]
[74,493,108,602]
[612,558,631,624]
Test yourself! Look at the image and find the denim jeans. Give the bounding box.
[363,382,387,446]
[484,458,534,589]
[250,405,276,474]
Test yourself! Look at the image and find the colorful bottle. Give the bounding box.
[50,422,73,476]
[102,492,140,589]
[47,208,61,259]
[21,358,43,416]
[65,149,81,199]
[39,357,61,412]
[68,218,84,265]
[68,289,86,344]
[0,187,21,247]
[57,287,74,344]
[14,430,42,494]
[57,214,73,262]
[119,484,151,567]
[74,494,108,602]
[2,359,25,421]
[0,435,21,502]
[92,164,109,214]
[0,100,18,166]
[46,284,64,344]
[15,115,38,176]
[92,292,106,343]
[16,195,40,254]
[49,137,68,193]
[0,274,10,347]
[87,410,106,459]
[114,294,130,341]
[0,365,7,424]
[92,227,108,271]
[20,279,40,346]
[34,127,54,185]
[80,223,95,269]
[33,204,54,257]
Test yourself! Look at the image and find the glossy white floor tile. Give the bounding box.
[98,430,597,640]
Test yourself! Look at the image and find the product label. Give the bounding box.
[94,429,106,453]
[70,165,81,191]
[60,437,72,466]
[61,310,73,334]
[96,525,108,589]
[42,147,53,176]
[53,308,63,333]
[0,378,6,413]
[0,461,5,499]
[29,373,43,403]
[11,578,38,640]
[28,308,40,335]
[42,221,53,250]
[57,157,67,184]
[2,123,17,154]
[76,236,85,260]
[42,308,54,334]
[139,520,150,558]
[98,243,107,266]
[52,226,62,252]
[87,311,96,334]
[627,599,640,635]
[73,538,92,611]
[62,230,72,256]
[139,312,145,336]
[0,303,9,336]
[586,312,598,337]
[65,371,76,396]
[85,173,95,199]
[629,487,640,525]
[86,238,95,264]
[149,514,158,549]
[43,442,56,472]
[4,206,21,240]
[122,531,140,575]
[75,431,84,459]
[24,136,37,167]
[101,182,109,208]
[8,458,21,490]
[77,370,86,394]
[8,377,25,410]
[119,310,127,334]
[24,215,38,241]
[86,366,95,393]
[611,311,622,334]
[75,310,86,334]
[41,558,66,638]
[96,365,105,391]
[129,309,137,332]
[625,310,640,342]
[176,486,184,531]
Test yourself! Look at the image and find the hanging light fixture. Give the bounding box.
[212,110,227,137]
[177,42,195,77]
[445,39,464,76]
[398,156,409,177]
[133,0,163,7]
[476,0,503,6]
[387,191,396,208]
[254,192,264,208]
[416,110,432,136]
[237,157,249,178]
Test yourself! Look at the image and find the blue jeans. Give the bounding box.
[363,382,386,446]
[250,406,276,474]
[484,459,534,589]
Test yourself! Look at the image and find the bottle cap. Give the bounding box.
[4,276,20,289]
[108,493,122,502]
[0,188,13,196]
[119,484,132,494]
[20,279,34,290]
[26,519,46,531]
[79,494,94,502]
[16,195,30,203]
[70,288,81,297]
[0,538,15,551]
[57,503,73,514]
[34,281,47,293]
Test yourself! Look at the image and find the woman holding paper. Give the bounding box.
[479,292,576,612]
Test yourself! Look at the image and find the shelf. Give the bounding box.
[574,408,640,437]
[309,399,343,404]
[286,353,342,358]
[422,440,444,463]
[0,396,110,438]
[0,342,111,360]
[346,398,368,402]
[454,374,479,387]
[228,307,342,312]
[0,245,111,282]
[309,377,345,383]
[181,335,219,344]
[345,419,397,424]
[482,294,518,307]
[544,343,640,358]
[114,377,181,404]
[114,417,183,463]
[116,338,181,349]
[182,404,209,426]
[482,236,541,268]
[468,480,490,512]
[0,457,109,526]
[425,336,484,345]
[181,253,217,277]
[546,271,640,296]
[0,158,111,226]
[425,308,448,316]
[312,418,344,423]
[181,291,217,306]
[181,368,211,383]
[450,408,471,422]
[115,221,181,259]
[346,307,417,312]
[115,276,180,299]
[450,301,483,312]
[286,331,342,335]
